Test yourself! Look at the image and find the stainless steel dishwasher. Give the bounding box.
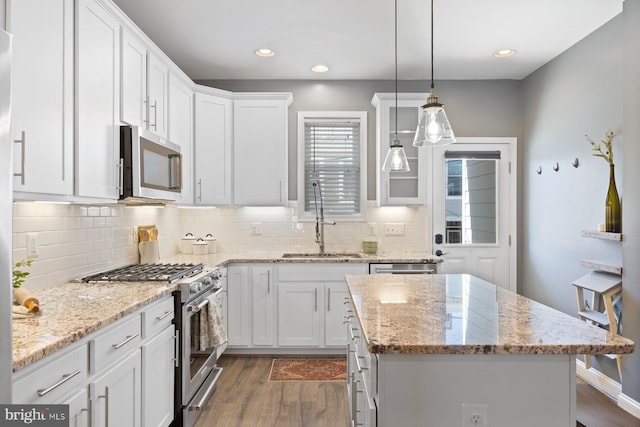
[368,262,438,274]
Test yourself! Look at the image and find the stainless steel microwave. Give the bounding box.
[119,125,182,203]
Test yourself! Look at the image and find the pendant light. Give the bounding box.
[413,0,455,147]
[382,0,410,172]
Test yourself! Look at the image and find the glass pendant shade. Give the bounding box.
[413,92,455,147]
[382,141,410,172]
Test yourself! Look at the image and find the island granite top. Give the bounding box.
[345,273,635,355]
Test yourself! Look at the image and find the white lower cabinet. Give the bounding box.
[12,295,176,427]
[141,325,175,427]
[64,388,90,427]
[90,349,141,427]
[226,263,366,352]
[278,283,321,346]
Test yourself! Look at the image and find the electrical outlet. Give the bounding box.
[27,233,39,258]
[461,404,487,427]
[251,223,262,236]
[384,223,405,236]
[367,222,377,236]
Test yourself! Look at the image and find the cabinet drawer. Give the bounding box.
[90,315,142,373]
[142,296,174,339]
[278,264,367,282]
[13,344,88,404]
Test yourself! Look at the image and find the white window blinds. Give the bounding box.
[303,118,362,216]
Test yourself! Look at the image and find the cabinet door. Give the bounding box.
[142,326,175,427]
[252,266,274,346]
[233,99,287,206]
[194,92,232,205]
[168,75,194,204]
[278,284,321,346]
[63,388,89,427]
[120,28,147,128]
[373,95,427,206]
[324,282,349,347]
[76,0,120,199]
[8,0,73,196]
[90,349,141,427]
[227,266,251,346]
[148,53,168,138]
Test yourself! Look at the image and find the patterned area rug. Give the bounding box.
[268,358,347,382]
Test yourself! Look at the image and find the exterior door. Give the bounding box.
[430,138,516,291]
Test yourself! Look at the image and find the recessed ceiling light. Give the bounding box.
[255,48,275,57]
[494,49,517,58]
[312,65,329,73]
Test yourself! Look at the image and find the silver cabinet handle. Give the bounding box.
[112,333,139,350]
[267,270,271,293]
[117,158,124,196]
[150,101,157,130]
[327,288,331,311]
[143,98,149,125]
[98,387,109,425]
[13,130,25,185]
[314,288,318,312]
[155,311,172,321]
[197,178,203,202]
[173,330,180,367]
[37,369,81,396]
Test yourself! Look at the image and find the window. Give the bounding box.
[297,112,367,220]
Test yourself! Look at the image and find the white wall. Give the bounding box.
[621,0,640,406]
[521,14,624,381]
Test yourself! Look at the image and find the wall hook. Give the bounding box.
[572,158,579,168]
[536,166,542,175]
[553,162,559,172]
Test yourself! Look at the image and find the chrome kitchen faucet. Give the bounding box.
[312,181,335,254]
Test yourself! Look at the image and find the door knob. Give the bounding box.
[435,250,450,256]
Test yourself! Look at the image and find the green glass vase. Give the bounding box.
[605,164,621,233]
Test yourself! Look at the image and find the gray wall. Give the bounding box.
[521,15,626,382]
[197,79,522,201]
[622,0,640,404]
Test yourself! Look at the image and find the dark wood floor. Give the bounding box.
[194,356,639,427]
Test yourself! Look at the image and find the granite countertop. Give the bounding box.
[345,273,635,355]
[12,251,439,372]
[12,281,177,371]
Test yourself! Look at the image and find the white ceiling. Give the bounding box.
[111,0,622,81]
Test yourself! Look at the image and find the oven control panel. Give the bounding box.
[180,267,223,302]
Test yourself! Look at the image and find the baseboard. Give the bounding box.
[618,393,640,419]
[576,359,621,399]
[576,359,640,419]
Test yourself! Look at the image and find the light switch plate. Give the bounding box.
[384,223,405,236]
[27,233,39,258]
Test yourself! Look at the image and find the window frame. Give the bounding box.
[296,111,367,222]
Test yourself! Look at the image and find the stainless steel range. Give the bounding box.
[82,263,227,427]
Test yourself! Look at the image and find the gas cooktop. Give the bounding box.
[81,263,205,283]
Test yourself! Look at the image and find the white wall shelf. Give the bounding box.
[579,260,623,275]
[581,230,623,241]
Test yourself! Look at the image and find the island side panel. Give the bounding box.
[377,353,576,427]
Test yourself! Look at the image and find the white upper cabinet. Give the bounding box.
[8,0,74,197]
[372,93,427,206]
[168,74,194,204]
[232,95,292,206]
[194,91,232,205]
[76,0,121,200]
[120,28,147,128]
[147,53,168,139]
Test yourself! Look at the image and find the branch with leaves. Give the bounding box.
[13,259,34,289]
[585,129,615,165]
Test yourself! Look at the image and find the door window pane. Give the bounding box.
[444,157,497,244]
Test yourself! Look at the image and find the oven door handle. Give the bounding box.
[188,298,209,312]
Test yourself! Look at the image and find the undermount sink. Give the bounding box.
[281,252,364,259]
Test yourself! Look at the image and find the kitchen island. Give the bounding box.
[344,274,634,427]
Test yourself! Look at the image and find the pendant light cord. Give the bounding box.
[430,0,435,91]
[394,0,398,142]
